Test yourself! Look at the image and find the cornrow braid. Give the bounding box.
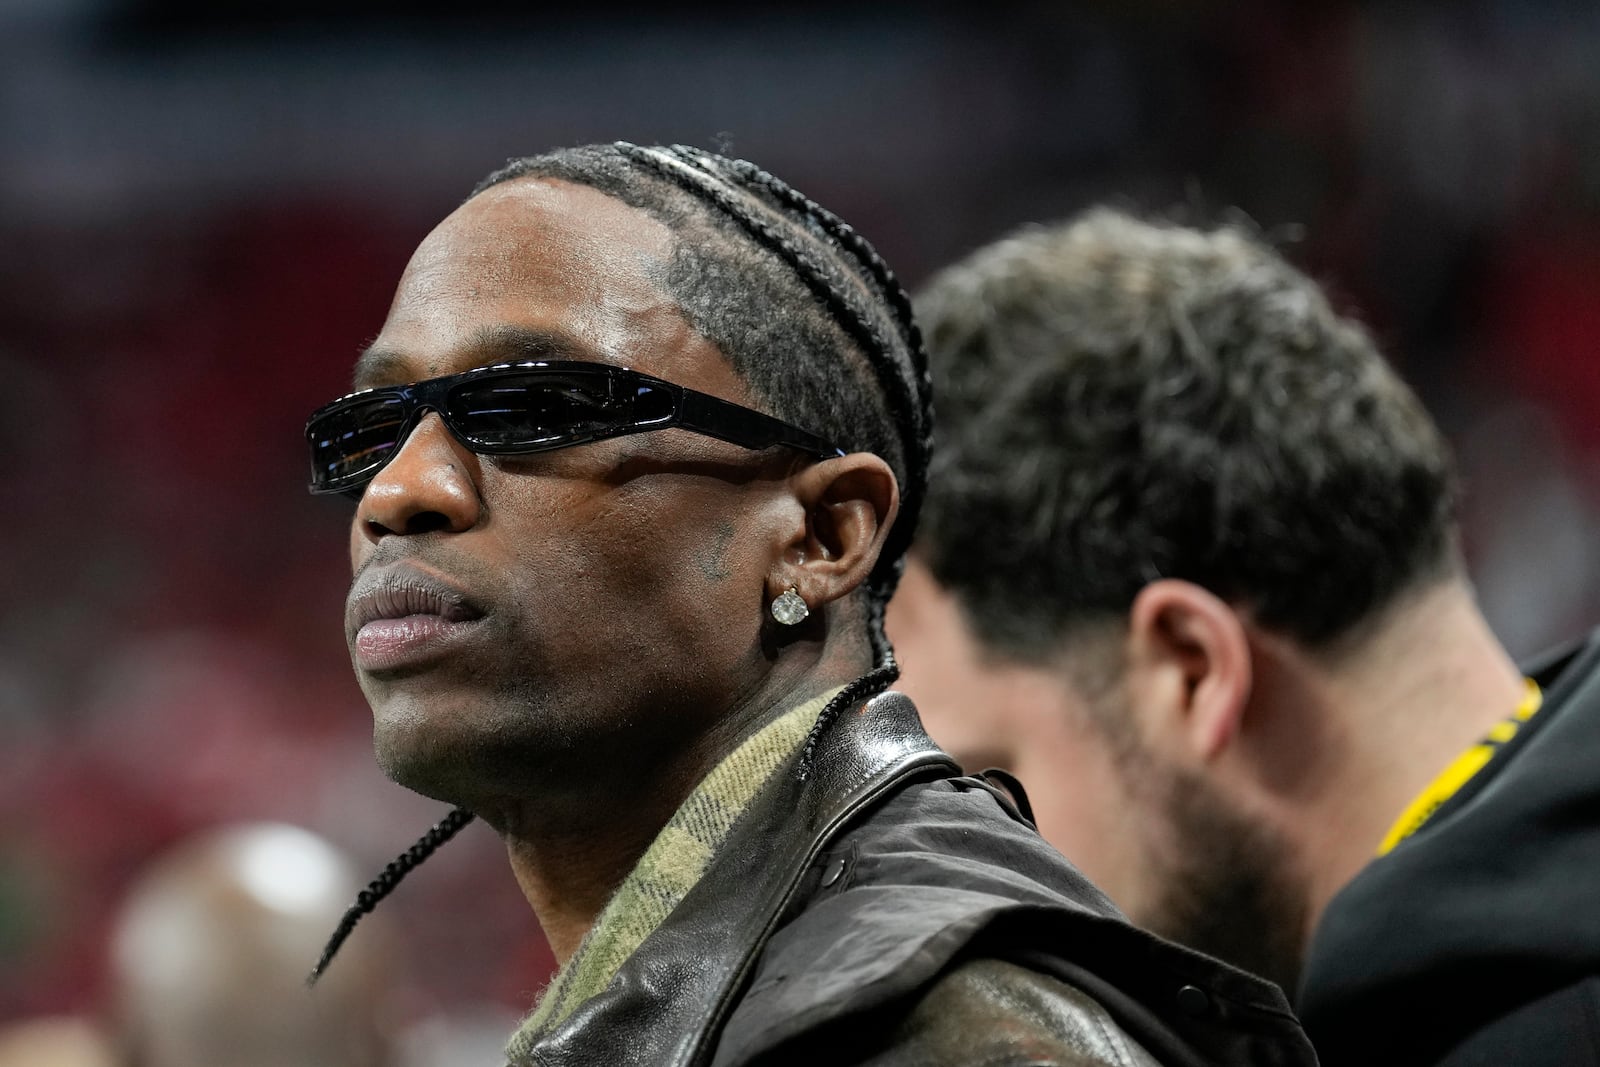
[662,145,924,360]
[307,806,474,985]
[702,151,928,408]
[615,144,918,577]
[606,144,925,771]
[666,146,933,596]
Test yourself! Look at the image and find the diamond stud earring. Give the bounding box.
[770,586,810,626]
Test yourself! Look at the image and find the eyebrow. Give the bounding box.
[350,324,602,391]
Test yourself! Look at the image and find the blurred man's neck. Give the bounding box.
[1285,576,1526,945]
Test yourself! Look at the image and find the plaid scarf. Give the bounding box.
[506,687,840,1063]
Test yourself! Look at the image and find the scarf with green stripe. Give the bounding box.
[505,686,841,1063]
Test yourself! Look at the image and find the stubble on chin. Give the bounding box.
[1141,769,1310,995]
[368,696,484,805]
[363,678,548,803]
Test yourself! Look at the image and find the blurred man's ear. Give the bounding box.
[1124,580,1253,764]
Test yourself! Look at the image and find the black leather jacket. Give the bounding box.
[515,692,1316,1066]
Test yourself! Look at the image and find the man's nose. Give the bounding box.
[357,412,483,540]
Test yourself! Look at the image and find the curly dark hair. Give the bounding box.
[914,207,1459,663]
[311,143,932,983]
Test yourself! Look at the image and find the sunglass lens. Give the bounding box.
[309,395,410,490]
[448,373,630,449]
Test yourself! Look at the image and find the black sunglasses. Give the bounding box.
[304,360,844,496]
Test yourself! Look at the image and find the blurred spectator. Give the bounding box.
[0,823,522,1067]
[892,207,1600,1065]
[108,822,395,1067]
[0,1017,114,1067]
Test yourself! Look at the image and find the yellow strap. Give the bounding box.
[1375,678,1542,857]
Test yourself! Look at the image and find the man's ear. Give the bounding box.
[768,453,899,611]
[1125,579,1253,763]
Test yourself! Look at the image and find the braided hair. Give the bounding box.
[310,144,932,983]
[307,806,473,984]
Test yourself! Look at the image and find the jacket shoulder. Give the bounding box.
[738,958,1163,1067]
[873,959,1163,1067]
[714,774,1312,1067]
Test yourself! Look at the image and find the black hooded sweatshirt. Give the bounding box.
[1298,628,1600,1065]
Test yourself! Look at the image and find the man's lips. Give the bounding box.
[346,567,487,672]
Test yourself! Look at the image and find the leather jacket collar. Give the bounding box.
[519,689,957,1067]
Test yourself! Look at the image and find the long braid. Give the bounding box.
[307,806,475,985]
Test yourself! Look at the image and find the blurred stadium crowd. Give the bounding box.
[2,0,1598,1054]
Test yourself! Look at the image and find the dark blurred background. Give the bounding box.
[4,0,1599,1054]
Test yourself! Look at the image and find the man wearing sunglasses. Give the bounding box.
[301,144,1315,1066]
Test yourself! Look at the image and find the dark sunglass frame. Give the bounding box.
[305,360,844,496]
